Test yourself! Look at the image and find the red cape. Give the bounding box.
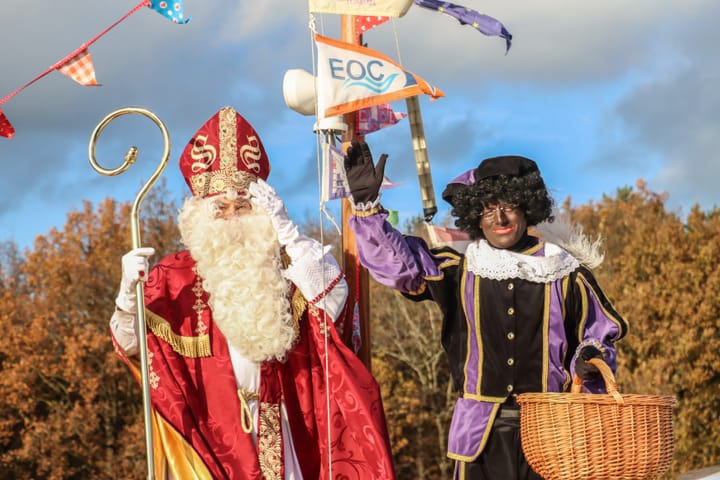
[112,251,395,479]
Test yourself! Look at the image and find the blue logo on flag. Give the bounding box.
[328,58,414,93]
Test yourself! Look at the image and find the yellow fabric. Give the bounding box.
[127,359,212,480]
[152,409,212,480]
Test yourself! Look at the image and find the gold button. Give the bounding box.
[507,307,515,316]
[507,332,515,340]
[507,358,515,366]
[507,384,514,392]
[507,283,514,290]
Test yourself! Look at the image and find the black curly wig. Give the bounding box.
[445,157,555,240]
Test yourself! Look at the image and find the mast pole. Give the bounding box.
[340,14,372,370]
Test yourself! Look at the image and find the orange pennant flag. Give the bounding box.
[58,49,101,86]
[0,109,15,139]
[315,34,443,119]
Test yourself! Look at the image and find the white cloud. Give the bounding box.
[1,0,719,247]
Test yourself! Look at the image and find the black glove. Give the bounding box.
[343,140,388,204]
[574,345,603,381]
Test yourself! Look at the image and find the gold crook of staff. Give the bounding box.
[88,107,170,480]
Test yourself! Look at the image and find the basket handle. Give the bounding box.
[571,357,625,404]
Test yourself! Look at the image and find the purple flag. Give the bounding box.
[414,0,512,53]
[149,0,191,24]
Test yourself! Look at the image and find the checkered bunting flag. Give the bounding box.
[57,49,100,86]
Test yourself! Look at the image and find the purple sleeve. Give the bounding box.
[349,209,442,293]
[571,271,628,393]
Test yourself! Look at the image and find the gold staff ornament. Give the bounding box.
[88,107,171,480]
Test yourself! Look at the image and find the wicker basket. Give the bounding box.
[516,358,676,480]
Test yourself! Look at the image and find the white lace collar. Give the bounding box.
[465,239,580,283]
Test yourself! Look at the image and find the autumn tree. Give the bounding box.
[569,179,720,477]
[1,179,718,479]
[0,183,180,479]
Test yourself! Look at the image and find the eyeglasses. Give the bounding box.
[213,197,252,218]
[480,203,519,219]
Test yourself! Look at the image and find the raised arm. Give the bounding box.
[249,178,347,322]
[344,140,441,293]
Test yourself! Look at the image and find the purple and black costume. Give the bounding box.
[350,206,628,479]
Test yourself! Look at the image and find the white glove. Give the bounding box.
[115,247,155,313]
[249,179,301,247]
[248,181,345,314]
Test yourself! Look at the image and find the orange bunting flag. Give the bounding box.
[0,109,15,139]
[58,49,100,86]
[315,34,443,119]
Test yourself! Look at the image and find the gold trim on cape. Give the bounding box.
[291,288,307,338]
[146,309,211,358]
[258,403,283,480]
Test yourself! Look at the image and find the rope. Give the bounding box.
[391,17,403,65]
[308,12,335,479]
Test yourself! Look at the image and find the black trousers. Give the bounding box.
[454,413,543,480]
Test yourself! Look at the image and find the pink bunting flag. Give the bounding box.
[425,224,471,252]
[356,103,407,135]
[321,141,401,202]
[57,49,100,86]
[0,109,15,139]
[321,142,350,202]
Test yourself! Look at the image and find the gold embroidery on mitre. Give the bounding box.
[146,309,211,358]
[258,402,282,480]
[189,107,257,197]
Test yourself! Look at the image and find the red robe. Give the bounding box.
[112,251,395,479]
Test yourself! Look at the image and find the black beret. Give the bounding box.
[441,155,539,206]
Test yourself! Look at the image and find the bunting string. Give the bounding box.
[0,0,189,139]
[0,1,149,106]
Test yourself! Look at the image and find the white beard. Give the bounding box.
[177,196,297,362]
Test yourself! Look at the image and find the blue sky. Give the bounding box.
[1,0,718,250]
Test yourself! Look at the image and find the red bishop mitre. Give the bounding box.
[179,106,271,198]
